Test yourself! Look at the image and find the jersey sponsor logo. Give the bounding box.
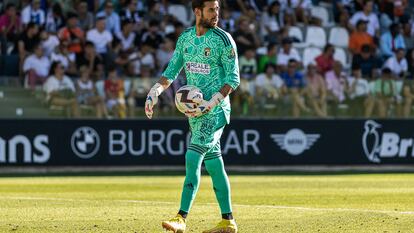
[271,129,320,156]
[185,62,211,74]
[204,47,211,57]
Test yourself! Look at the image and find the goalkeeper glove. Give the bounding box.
[145,83,165,119]
[185,92,224,118]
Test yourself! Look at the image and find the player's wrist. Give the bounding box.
[209,92,224,106]
[150,83,165,97]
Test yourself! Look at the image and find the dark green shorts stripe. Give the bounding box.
[204,155,221,161]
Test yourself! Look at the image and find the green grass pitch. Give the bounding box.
[0,172,413,232]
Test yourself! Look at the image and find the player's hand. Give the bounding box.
[145,90,158,119]
[185,92,225,118]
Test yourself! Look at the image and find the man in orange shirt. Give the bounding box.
[58,12,84,55]
[349,19,375,55]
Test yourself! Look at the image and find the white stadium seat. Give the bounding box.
[311,6,331,27]
[305,26,327,48]
[288,26,306,48]
[168,4,189,26]
[334,47,349,68]
[329,27,350,48]
[303,47,322,67]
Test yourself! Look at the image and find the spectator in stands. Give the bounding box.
[384,48,408,78]
[23,43,50,90]
[96,0,121,34]
[104,67,126,118]
[43,61,79,117]
[402,20,414,50]
[58,12,85,55]
[351,44,381,80]
[315,44,335,75]
[334,0,353,23]
[143,0,164,23]
[127,65,153,117]
[21,0,45,27]
[86,16,113,68]
[380,23,405,59]
[260,1,283,43]
[255,63,285,113]
[233,17,260,56]
[239,48,257,81]
[45,3,65,33]
[0,3,21,55]
[407,49,414,79]
[346,65,371,117]
[402,73,414,117]
[277,37,301,71]
[40,29,59,57]
[369,68,397,117]
[76,65,108,118]
[16,22,40,77]
[220,8,236,33]
[281,59,308,117]
[50,40,77,76]
[349,0,379,37]
[166,21,184,43]
[279,0,312,25]
[77,0,94,31]
[305,63,327,117]
[114,19,136,54]
[76,41,104,80]
[140,19,163,50]
[258,43,277,74]
[325,61,347,116]
[348,19,374,55]
[156,37,174,76]
[119,0,141,29]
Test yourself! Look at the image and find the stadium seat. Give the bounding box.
[95,80,105,98]
[288,26,306,48]
[310,6,331,27]
[304,26,327,48]
[168,4,189,26]
[303,47,322,67]
[329,27,349,48]
[334,47,350,69]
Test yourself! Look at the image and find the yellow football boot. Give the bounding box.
[202,219,238,233]
[161,214,186,233]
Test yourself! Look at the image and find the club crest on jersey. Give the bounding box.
[229,48,236,58]
[204,47,211,57]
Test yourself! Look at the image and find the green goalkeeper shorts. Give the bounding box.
[188,109,226,158]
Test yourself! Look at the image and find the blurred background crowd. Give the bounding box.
[1,0,414,118]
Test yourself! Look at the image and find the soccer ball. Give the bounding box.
[175,85,204,114]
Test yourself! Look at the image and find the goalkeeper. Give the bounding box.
[144,1,240,232]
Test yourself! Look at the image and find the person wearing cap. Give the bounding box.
[349,19,375,55]
[58,12,85,55]
[21,0,46,27]
[277,37,302,71]
[349,0,379,37]
[380,23,406,59]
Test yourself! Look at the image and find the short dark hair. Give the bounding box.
[6,3,16,10]
[192,0,219,11]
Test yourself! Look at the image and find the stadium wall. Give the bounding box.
[0,119,413,166]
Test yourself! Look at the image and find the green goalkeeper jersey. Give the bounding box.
[162,26,240,124]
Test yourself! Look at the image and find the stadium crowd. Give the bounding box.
[1,0,414,118]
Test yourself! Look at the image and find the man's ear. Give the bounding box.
[194,8,201,18]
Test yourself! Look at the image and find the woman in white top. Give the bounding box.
[76,66,108,118]
[43,61,79,117]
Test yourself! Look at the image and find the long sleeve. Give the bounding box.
[162,34,185,82]
[220,34,240,90]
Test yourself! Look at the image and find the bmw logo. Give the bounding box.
[71,127,100,159]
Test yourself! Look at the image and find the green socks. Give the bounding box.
[179,149,203,213]
[179,148,232,215]
[204,156,232,214]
